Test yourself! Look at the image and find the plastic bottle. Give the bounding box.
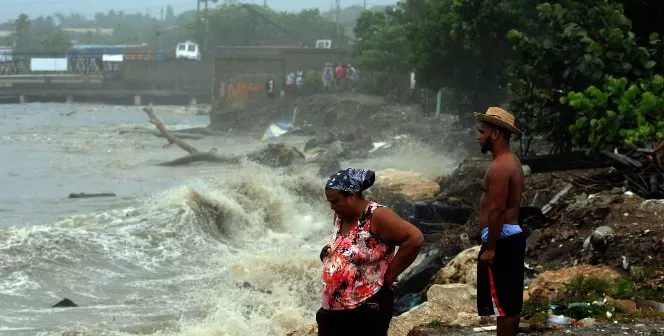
[546,315,572,325]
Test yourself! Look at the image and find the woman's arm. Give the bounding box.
[371,207,424,286]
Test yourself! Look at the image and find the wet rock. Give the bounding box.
[395,247,462,315]
[428,246,480,289]
[246,143,305,167]
[52,298,77,308]
[372,169,440,202]
[528,264,621,302]
[389,284,480,336]
[303,131,337,152]
[287,324,317,336]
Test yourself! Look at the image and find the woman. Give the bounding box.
[317,168,424,336]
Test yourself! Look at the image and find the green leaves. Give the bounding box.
[507,0,663,154]
[563,75,664,153]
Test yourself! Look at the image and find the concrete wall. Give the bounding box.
[212,47,352,108]
[213,56,284,108]
[121,59,211,93]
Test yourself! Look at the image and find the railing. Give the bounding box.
[0,52,159,76]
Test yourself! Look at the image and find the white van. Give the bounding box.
[175,41,201,61]
[315,39,332,49]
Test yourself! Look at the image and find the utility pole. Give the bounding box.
[334,0,341,36]
[263,0,267,7]
[196,0,201,44]
[160,8,164,21]
[204,0,209,54]
[363,0,367,9]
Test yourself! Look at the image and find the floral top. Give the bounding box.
[320,201,395,310]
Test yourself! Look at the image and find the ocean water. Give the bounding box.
[0,103,459,335]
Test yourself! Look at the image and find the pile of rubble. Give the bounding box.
[288,144,664,336]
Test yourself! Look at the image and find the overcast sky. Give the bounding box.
[1,0,396,23]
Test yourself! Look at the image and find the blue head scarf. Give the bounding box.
[325,168,375,193]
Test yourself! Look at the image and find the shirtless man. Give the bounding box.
[474,107,526,336]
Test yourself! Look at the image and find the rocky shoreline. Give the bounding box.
[202,92,663,335]
[287,151,664,336]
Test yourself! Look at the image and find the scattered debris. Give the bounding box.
[572,142,664,199]
[68,192,116,199]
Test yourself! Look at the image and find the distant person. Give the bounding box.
[285,72,296,96]
[348,65,359,90]
[474,107,526,336]
[334,63,346,89]
[323,67,334,92]
[265,78,275,99]
[296,69,304,90]
[317,168,424,336]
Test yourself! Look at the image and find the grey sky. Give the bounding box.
[1,0,396,23]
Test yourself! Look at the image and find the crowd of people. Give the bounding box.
[264,62,360,99]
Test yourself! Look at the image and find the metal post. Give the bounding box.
[196,0,201,44]
[435,88,442,118]
[204,0,209,54]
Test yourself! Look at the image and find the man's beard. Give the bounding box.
[480,137,493,154]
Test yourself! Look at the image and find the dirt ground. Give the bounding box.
[431,158,664,273]
[408,318,664,335]
[208,92,473,150]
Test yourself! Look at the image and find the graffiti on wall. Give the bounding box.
[219,80,265,104]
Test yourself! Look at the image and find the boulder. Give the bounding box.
[428,246,481,289]
[389,284,480,336]
[287,324,317,336]
[246,143,305,167]
[372,169,440,202]
[527,264,621,302]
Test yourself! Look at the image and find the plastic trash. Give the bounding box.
[568,302,591,308]
[522,164,532,176]
[577,318,595,327]
[546,315,572,325]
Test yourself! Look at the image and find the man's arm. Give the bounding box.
[371,207,424,285]
[485,164,511,251]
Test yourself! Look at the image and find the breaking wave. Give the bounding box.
[0,164,332,336]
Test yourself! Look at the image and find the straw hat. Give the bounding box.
[474,107,522,135]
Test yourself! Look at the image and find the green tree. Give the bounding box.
[353,6,411,95]
[507,0,659,154]
[206,5,338,48]
[14,14,42,55]
[40,29,73,54]
[409,0,536,125]
[563,73,664,153]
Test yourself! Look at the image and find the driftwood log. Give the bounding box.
[143,106,200,154]
[142,106,237,166]
[68,192,116,199]
[141,106,304,168]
